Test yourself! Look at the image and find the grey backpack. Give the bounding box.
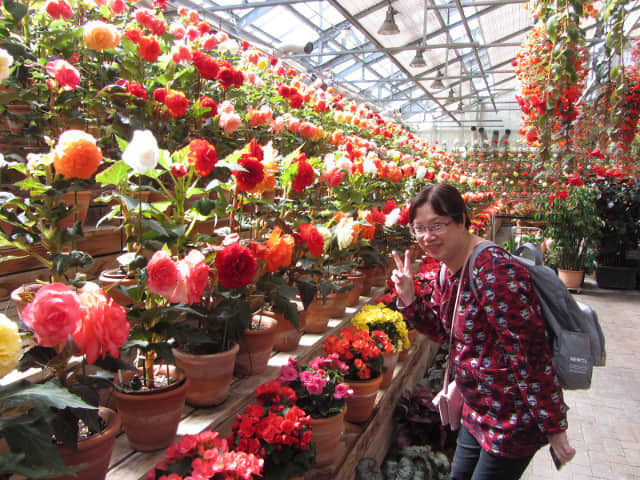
[440,241,606,390]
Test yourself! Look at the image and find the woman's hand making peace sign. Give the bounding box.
[391,249,416,307]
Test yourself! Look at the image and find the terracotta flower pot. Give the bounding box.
[344,271,365,307]
[344,374,382,424]
[10,283,43,320]
[112,369,188,452]
[299,293,337,334]
[172,343,239,407]
[59,190,92,228]
[358,265,376,296]
[44,407,121,480]
[262,309,305,352]
[234,315,278,376]
[557,269,585,290]
[98,269,140,307]
[398,328,417,362]
[310,408,346,467]
[330,286,350,318]
[380,350,399,389]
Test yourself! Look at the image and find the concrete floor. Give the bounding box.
[521,277,640,480]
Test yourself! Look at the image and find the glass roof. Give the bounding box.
[174,0,640,133]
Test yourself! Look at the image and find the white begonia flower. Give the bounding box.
[122,130,159,174]
[0,49,13,82]
[218,39,240,54]
[415,165,427,181]
[26,152,54,169]
[335,217,355,250]
[385,208,401,228]
[362,158,377,175]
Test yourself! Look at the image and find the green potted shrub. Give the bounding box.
[535,185,603,289]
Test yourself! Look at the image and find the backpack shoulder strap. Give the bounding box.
[439,263,447,289]
[467,240,500,299]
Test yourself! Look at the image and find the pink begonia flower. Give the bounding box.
[218,100,234,115]
[269,116,285,135]
[333,382,353,400]
[108,0,126,14]
[170,250,210,305]
[277,364,298,383]
[45,59,81,90]
[169,23,185,40]
[146,250,179,298]
[21,283,81,347]
[73,283,129,365]
[219,112,242,135]
[335,156,354,175]
[284,113,300,133]
[45,0,73,20]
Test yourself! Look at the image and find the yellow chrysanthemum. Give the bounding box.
[351,304,410,351]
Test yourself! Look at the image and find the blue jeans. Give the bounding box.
[450,426,533,480]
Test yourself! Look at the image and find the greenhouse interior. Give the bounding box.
[0,0,639,479]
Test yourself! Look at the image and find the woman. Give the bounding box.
[391,184,575,480]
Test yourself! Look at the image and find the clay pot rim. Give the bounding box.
[248,314,278,332]
[113,368,187,396]
[171,342,239,359]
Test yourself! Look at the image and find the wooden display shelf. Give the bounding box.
[104,288,437,480]
[0,226,122,301]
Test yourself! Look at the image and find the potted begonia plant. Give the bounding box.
[145,430,263,480]
[322,325,384,423]
[6,283,129,479]
[0,131,102,314]
[277,355,353,467]
[231,380,315,480]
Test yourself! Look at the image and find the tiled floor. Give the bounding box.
[521,277,640,480]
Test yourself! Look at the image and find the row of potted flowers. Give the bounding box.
[0,262,411,480]
[144,302,412,480]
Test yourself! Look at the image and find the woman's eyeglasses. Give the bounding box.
[410,220,453,236]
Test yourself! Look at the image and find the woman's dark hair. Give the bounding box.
[408,183,471,228]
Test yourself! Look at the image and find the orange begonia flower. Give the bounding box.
[264,227,294,273]
[53,130,102,179]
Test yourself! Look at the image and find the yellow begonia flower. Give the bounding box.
[0,314,22,378]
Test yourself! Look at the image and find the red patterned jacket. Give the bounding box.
[401,246,568,458]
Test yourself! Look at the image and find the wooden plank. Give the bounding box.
[0,226,122,276]
[0,253,121,301]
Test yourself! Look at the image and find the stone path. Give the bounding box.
[521,277,640,480]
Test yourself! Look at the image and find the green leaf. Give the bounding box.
[0,380,96,412]
[141,218,169,236]
[545,13,560,43]
[0,417,72,477]
[96,160,131,187]
[3,0,28,21]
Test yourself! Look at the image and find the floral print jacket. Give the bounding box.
[401,246,568,458]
